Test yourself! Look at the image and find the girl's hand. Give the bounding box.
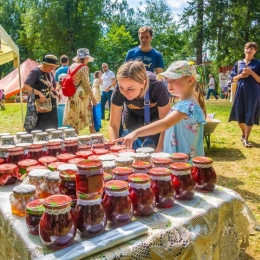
[240,72,249,78]
[115,131,138,148]
[243,67,253,75]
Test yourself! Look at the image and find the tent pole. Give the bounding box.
[18,58,24,129]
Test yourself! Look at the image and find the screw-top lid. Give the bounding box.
[58,127,68,131]
[192,156,213,164]
[31,130,43,134]
[92,143,105,149]
[28,169,51,179]
[26,199,44,215]
[16,131,27,136]
[47,139,63,145]
[132,161,152,169]
[105,180,129,191]
[133,152,151,160]
[21,134,33,138]
[13,184,36,195]
[68,158,84,164]
[45,171,60,182]
[0,133,11,137]
[77,159,103,169]
[51,130,63,134]
[1,135,15,140]
[45,128,56,134]
[28,143,44,150]
[149,167,172,177]
[35,132,48,136]
[58,164,77,180]
[128,173,151,184]
[90,133,103,138]
[43,194,71,210]
[16,143,31,148]
[76,150,93,159]
[64,128,76,133]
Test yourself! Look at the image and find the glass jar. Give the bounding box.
[78,135,92,146]
[26,165,48,174]
[6,146,25,164]
[132,161,152,174]
[170,153,189,163]
[34,132,49,142]
[78,145,92,151]
[118,152,135,159]
[128,173,155,216]
[38,156,57,166]
[47,161,66,171]
[20,134,34,144]
[152,158,172,168]
[118,149,135,154]
[40,171,60,198]
[102,161,116,174]
[64,137,78,154]
[57,153,76,163]
[16,143,31,158]
[92,143,105,149]
[192,157,217,192]
[47,140,64,156]
[58,126,68,132]
[50,130,64,140]
[26,199,44,235]
[1,135,16,145]
[112,167,133,181]
[15,132,27,143]
[0,145,15,163]
[0,158,4,165]
[68,158,84,164]
[64,128,78,138]
[0,133,11,142]
[88,155,101,161]
[104,141,114,150]
[28,144,45,160]
[45,128,56,137]
[110,145,126,153]
[133,152,151,163]
[151,152,171,159]
[104,172,113,183]
[103,180,133,226]
[170,163,195,200]
[18,159,38,176]
[115,156,134,168]
[10,184,37,216]
[76,160,103,194]
[74,193,107,238]
[0,163,19,185]
[136,147,154,154]
[92,149,108,156]
[149,167,175,208]
[28,169,50,193]
[39,195,76,250]
[31,130,43,139]
[75,150,93,159]
[90,133,104,144]
[98,154,117,162]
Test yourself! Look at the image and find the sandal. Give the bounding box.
[243,141,252,148]
[241,135,245,142]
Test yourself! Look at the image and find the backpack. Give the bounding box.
[61,64,85,97]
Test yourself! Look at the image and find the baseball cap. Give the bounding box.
[159,60,197,79]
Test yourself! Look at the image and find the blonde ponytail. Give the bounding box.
[195,81,207,118]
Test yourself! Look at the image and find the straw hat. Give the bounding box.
[72,48,94,62]
[42,54,59,67]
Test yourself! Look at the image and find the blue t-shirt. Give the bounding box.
[125,47,164,72]
[54,66,69,81]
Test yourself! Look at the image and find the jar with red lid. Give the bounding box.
[47,161,65,171]
[26,199,44,235]
[0,163,19,185]
[78,135,92,146]
[170,163,195,200]
[0,145,15,162]
[39,195,76,250]
[16,143,31,157]
[26,165,48,174]
[104,141,114,150]
[149,167,175,208]
[92,149,108,156]
[78,145,92,151]
[10,184,38,216]
[88,155,100,161]
[18,159,38,176]
[112,167,133,181]
[102,161,116,174]
[76,160,103,194]
[76,150,93,159]
[28,144,45,160]
[28,169,51,193]
[115,157,134,168]
[46,140,64,156]
[90,133,104,144]
[133,153,151,163]
[6,146,25,164]
[192,157,216,192]
[40,171,60,198]
[57,153,76,163]
[38,156,57,166]
[74,193,107,238]
[64,137,79,154]
[104,172,113,183]
[170,153,189,163]
[92,143,105,149]
[128,173,155,216]
[132,161,152,174]
[152,157,172,168]
[103,180,133,226]
[0,158,4,165]
[110,145,126,153]
[68,158,84,164]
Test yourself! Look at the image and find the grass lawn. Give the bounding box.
[0,100,259,259]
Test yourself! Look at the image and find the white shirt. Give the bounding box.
[209,77,215,89]
[101,70,116,91]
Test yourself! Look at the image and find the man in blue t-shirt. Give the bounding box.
[54,55,69,82]
[125,26,164,74]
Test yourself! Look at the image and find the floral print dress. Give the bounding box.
[63,63,95,132]
[163,99,206,163]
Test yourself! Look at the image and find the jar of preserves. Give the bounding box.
[18,159,38,176]
[0,163,19,185]
[118,152,135,158]
[98,154,117,162]
[28,169,50,193]
[118,149,135,154]
[0,158,4,165]
[92,148,108,156]
[103,180,133,226]
[28,144,45,160]
[136,147,154,154]
[0,132,11,141]
[26,199,44,235]
[152,158,172,168]
[40,171,60,198]
[1,135,16,145]
[45,128,56,137]
[149,167,175,208]
[78,145,92,151]
[170,153,189,163]
[88,155,101,161]
[64,137,79,154]
[68,158,84,164]
[34,132,49,142]
[57,153,76,163]
[76,160,103,194]
[20,134,34,144]
[31,130,43,138]
[75,150,93,159]
[151,152,171,159]
[58,126,68,132]
[133,152,151,163]
[64,128,78,138]
[38,156,57,166]
[6,146,24,164]
[115,156,134,168]
[74,193,107,238]
[39,195,76,250]
[102,161,116,174]
[0,145,15,162]
[104,141,114,150]
[92,143,105,149]
[90,133,104,144]
[192,157,217,192]
[104,173,113,183]
[47,139,64,156]
[16,143,31,158]
[132,161,152,174]
[47,161,65,171]
[112,167,133,181]
[128,173,155,216]
[49,130,64,140]
[10,184,37,216]
[15,132,27,143]
[26,165,48,174]
[78,135,92,146]
[110,145,126,153]
[170,163,195,200]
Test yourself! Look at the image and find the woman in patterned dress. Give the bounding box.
[63,48,97,134]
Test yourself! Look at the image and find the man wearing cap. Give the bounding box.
[100,63,116,120]
[54,55,69,83]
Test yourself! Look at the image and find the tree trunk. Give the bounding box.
[196,0,204,65]
[245,0,251,42]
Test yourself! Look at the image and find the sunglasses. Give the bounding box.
[102,66,107,68]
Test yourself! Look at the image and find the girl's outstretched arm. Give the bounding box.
[116,110,186,148]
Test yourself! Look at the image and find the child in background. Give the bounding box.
[57,73,68,127]
[92,71,101,102]
[116,61,206,162]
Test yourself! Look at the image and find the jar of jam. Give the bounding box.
[0,145,15,162]
[28,144,45,160]
[64,128,78,138]
[128,173,155,216]
[136,147,154,154]
[6,146,25,164]
[0,158,4,165]
[78,135,92,146]
[38,156,57,166]
[112,167,133,181]
[133,152,151,163]
[34,132,49,142]
[192,157,217,192]
[149,167,175,208]
[152,158,172,168]
[104,172,113,183]
[0,163,19,185]
[28,169,50,193]
[92,143,105,149]
[103,180,133,226]
[1,135,16,145]
[68,158,84,164]
[104,141,114,150]
[26,165,48,174]
[47,139,64,156]
[115,157,134,168]
[76,160,103,194]
[132,161,152,174]
[57,153,76,163]
[58,126,68,132]
[45,128,56,137]
[40,171,60,198]
[118,152,135,158]
[18,159,38,176]
[78,145,92,151]
[90,133,104,144]
[21,134,34,144]
[64,137,78,154]
[10,184,37,216]
[151,152,171,159]
[102,161,116,174]
[39,195,76,250]
[26,199,44,235]
[47,161,66,171]
[88,155,101,161]
[0,132,11,141]
[98,154,117,162]
[16,143,31,157]
[75,150,93,159]
[171,153,189,163]
[15,132,27,143]
[50,130,65,140]
[170,163,195,200]
[92,149,108,156]
[110,145,126,153]
[74,193,107,238]
[31,130,43,138]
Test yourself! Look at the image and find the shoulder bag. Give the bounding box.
[230,60,241,103]
[24,88,38,130]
